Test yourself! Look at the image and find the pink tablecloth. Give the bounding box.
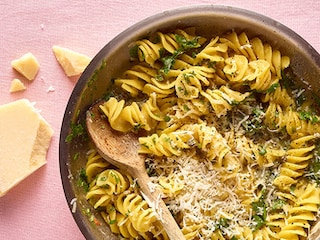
[0,0,319,239]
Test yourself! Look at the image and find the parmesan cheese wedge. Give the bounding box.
[9,78,26,93]
[52,45,91,77]
[11,52,40,81]
[0,99,53,197]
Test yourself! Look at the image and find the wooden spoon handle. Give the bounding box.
[134,170,185,240]
[309,218,320,240]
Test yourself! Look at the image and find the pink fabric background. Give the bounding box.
[0,0,319,239]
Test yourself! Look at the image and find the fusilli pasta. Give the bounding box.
[82,28,320,239]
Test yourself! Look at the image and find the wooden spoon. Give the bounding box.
[309,218,320,240]
[86,102,185,240]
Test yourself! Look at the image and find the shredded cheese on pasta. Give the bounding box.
[147,151,255,238]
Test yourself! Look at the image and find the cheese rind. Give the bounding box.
[0,99,53,197]
[11,52,40,81]
[52,45,91,77]
[9,78,26,93]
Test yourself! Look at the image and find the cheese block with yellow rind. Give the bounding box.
[11,52,40,81]
[52,45,91,77]
[0,99,53,197]
[9,78,26,93]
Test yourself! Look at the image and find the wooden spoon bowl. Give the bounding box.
[86,101,185,240]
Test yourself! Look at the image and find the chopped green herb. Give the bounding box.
[251,190,267,231]
[152,136,157,144]
[208,61,216,68]
[83,208,91,216]
[109,219,116,225]
[111,171,120,184]
[65,122,85,143]
[230,100,240,106]
[75,109,81,118]
[78,168,89,192]
[290,184,296,193]
[107,205,116,213]
[155,74,164,81]
[267,83,280,93]
[299,111,320,124]
[158,48,166,58]
[183,73,193,84]
[73,152,80,161]
[242,107,265,135]
[160,34,202,75]
[259,147,267,156]
[138,48,145,61]
[271,198,286,211]
[252,214,265,231]
[129,45,139,59]
[216,217,230,229]
[175,34,201,50]
[86,60,106,88]
[164,115,171,122]
[99,176,107,182]
[183,104,190,112]
[161,49,183,74]
[104,92,113,101]
[133,123,143,131]
[177,86,184,92]
[253,108,264,117]
[306,140,320,185]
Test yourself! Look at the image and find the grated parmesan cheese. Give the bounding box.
[148,153,254,238]
[70,198,77,213]
[140,191,163,222]
[46,85,55,93]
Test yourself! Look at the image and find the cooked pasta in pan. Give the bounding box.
[84,28,320,239]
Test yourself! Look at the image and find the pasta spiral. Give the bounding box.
[85,149,110,182]
[100,94,163,132]
[278,183,320,239]
[200,85,250,117]
[264,103,320,139]
[136,29,205,68]
[157,176,184,198]
[261,84,295,108]
[115,192,158,233]
[136,39,163,67]
[174,66,214,100]
[183,123,238,168]
[84,149,169,239]
[220,31,290,79]
[102,206,139,239]
[194,36,228,64]
[114,65,157,97]
[181,224,202,240]
[139,122,238,168]
[138,131,192,157]
[273,135,315,191]
[86,169,130,209]
[231,134,285,167]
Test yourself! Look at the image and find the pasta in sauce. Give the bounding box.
[84,28,320,239]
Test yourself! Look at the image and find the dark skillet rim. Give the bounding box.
[59,5,320,239]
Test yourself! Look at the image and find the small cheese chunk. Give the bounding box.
[52,45,91,77]
[9,78,26,93]
[11,52,40,81]
[0,99,53,197]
